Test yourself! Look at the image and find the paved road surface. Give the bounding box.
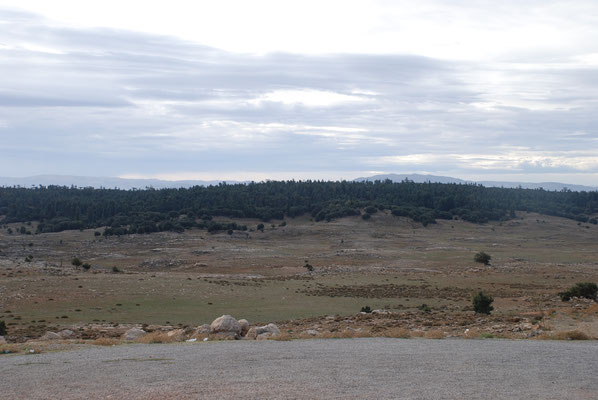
[2,338,597,399]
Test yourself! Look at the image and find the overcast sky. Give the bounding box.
[1,0,598,183]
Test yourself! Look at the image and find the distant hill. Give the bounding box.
[354,173,598,192]
[0,175,241,189]
[1,173,596,192]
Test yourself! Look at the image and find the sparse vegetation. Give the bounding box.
[558,282,598,301]
[473,291,494,314]
[360,305,372,313]
[111,266,121,273]
[0,320,6,336]
[82,263,91,271]
[71,257,82,267]
[418,303,431,313]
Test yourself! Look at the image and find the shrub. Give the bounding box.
[304,263,314,272]
[474,251,491,265]
[257,223,264,232]
[360,305,372,313]
[558,282,598,301]
[418,304,431,313]
[111,266,121,273]
[0,320,6,336]
[473,291,494,314]
[71,257,82,267]
[82,263,91,271]
[361,213,371,220]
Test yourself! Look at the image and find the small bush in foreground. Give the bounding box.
[360,305,372,313]
[111,266,121,273]
[71,257,82,267]
[558,282,598,301]
[473,291,494,314]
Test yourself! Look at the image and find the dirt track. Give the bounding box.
[2,338,597,399]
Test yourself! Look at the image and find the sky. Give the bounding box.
[1,0,598,184]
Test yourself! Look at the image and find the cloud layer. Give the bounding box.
[1,7,598,183]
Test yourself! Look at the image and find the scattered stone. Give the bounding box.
[123,327,146,341]
[210,332,238,340]
[245,327,257,339]
[306,329,318,336]
[196,324,211,335]
[210,315,241,335]
[166,329,186,341]
[0,336,6,344]
[238,319,250,336]
[252,323,281,339]
[58,329,75,339]
[40,331,61,341]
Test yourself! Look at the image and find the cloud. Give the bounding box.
[0,8,597,184]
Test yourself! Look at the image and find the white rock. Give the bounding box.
[123,327,146,341]
[255,323,281,339]
[306,329,318,336]
[210,315,241,335]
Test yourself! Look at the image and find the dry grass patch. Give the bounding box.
[424,330,446,339]
[93,337,121,346]
[136,331,178,344]
[381,327,411,338]
[551,330,592,340]
[270,333,292,341]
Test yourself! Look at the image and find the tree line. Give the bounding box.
[0,180,597,235]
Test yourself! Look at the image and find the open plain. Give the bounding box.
[1,210,598,343]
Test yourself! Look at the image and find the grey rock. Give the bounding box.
[123,328,146,341]
[238,319,250,336]
[196,324,211,334]
[40,331,62,341]
[58,329,75,339]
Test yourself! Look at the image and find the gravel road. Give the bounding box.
[2,338,597,399]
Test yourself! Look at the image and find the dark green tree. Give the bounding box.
[473,291,494,314]
[474,251,491,265]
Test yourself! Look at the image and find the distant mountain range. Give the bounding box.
[355,173,598,192]
[0,173,596,192]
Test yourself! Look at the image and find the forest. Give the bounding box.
[1,180,597,235]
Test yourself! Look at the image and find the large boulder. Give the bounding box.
[238,319,250,336]
[40,331,61,341]
[210,315,241,335]
[123,327,146,341]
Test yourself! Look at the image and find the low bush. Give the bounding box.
[0,320,6,336]
[558,282,598,301]
[474,251,491,265]
[360,305,372,313]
